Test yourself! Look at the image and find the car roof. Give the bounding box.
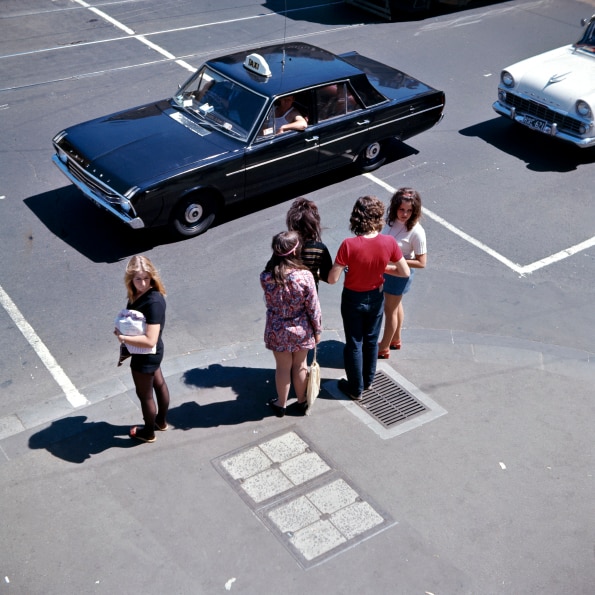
[206,42,363,97]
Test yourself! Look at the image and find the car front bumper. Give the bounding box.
[52,154,145,229]
[493,100,595,148]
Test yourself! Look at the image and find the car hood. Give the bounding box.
[59,100,237,190]
[507,45,595,109]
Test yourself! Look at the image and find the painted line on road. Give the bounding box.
[70,0,350,75]
[0,285,87,408]
[73,0,196,72]
[365,173,594,276]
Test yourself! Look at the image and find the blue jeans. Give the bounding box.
[340,286,384,395]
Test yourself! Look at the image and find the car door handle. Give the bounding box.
[305,136,319,142]
[356,119,370,126]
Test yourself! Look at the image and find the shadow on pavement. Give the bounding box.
[28,416,135,463]
[459,117,595,172]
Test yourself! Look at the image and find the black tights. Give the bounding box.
[131,367,170,436]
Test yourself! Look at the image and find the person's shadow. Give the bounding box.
[173,365,281,428]
[28,416,136,463]
[171,339,345,428]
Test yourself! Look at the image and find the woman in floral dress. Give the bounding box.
[260,231,322,417]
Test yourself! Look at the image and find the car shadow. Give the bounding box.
[25,140,417,261]
[261,0,513,25]
[459,117,595,172]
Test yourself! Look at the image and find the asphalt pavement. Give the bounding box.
[0,328,593,595]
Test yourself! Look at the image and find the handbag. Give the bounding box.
[114,309,156,356]
[305,345,321,415]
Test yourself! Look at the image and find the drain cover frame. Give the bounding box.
[212,428,396,569]
[327,362,447,439]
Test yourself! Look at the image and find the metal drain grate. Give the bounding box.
[359,370,427,428]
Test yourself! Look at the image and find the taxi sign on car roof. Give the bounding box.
[243,53,272,77]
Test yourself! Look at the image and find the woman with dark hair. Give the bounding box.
[328,196,410,400]
[286,197,332,290]
[114,255,170,443]
[378,188,427,359]
[260,231,322,417]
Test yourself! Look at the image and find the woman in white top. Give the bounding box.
[378,188,427,359]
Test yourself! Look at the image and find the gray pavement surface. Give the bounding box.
[1,330,593,594]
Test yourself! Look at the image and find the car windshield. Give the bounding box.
[575,18,595,54]
[174,66,267,140]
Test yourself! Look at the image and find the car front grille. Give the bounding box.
[65,159,123,204]
[505,93,582,135]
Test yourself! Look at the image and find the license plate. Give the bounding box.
[522,115,550,133]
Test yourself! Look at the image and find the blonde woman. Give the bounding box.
[114,255,170,443]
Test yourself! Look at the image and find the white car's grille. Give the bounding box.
[505,93,583,135]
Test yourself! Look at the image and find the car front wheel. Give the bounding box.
[358,141,386,172]
[171,192,217,237]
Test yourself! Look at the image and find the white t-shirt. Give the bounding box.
[382,221,426,260]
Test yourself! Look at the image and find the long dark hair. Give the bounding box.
[386,188,422,232]
[286,197,322,243]
[264,231,307,285]
[349,195,385,236]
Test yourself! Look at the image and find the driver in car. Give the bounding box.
[274,95,308,134]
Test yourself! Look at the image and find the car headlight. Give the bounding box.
[576,100,592,118]
[501,70,514,87]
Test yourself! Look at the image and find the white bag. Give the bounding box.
[114,309,156,355]
[305,346,321,415]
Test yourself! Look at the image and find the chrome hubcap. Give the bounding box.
[364,142,381,160]
[184,203,203,224]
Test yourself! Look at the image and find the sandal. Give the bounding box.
[295,401,309,415]
[377,348,390,359]
[390,341,401,350]
[129,426,156,443]
[155,421,169,431]
[268,398,285,418]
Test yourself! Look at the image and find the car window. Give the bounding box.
[255,92,310,141]
[174,66,267,140]
[316,83,361,122]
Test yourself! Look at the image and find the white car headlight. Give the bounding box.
[501,70,514,87]
[576,100,592,118]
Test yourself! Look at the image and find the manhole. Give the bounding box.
[326,363,447,439]
[360,370,426,428]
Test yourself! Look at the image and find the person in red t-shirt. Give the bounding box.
[328,196,410,399]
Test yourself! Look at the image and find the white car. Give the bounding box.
[493,15,595,148]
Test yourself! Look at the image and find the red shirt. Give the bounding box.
[335,234,402,291]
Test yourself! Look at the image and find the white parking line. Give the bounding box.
[0,285,87,408]
[365,173,595,276]
[70,0,350,75]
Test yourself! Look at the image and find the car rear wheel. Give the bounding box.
[358,141,386,172]
[171,192,217,237]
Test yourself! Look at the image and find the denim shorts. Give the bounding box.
[383,269,414,296]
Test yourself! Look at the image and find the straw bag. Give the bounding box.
[305,346,321,415]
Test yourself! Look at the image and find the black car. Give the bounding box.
[52,42,444,237]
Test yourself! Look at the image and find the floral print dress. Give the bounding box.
[260,268,322,352]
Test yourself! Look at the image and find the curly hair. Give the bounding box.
[349,195,385,236]
[124,255,166,302]
[286,197,322,243]
[386,188,422,232]
[264,231,308,285]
